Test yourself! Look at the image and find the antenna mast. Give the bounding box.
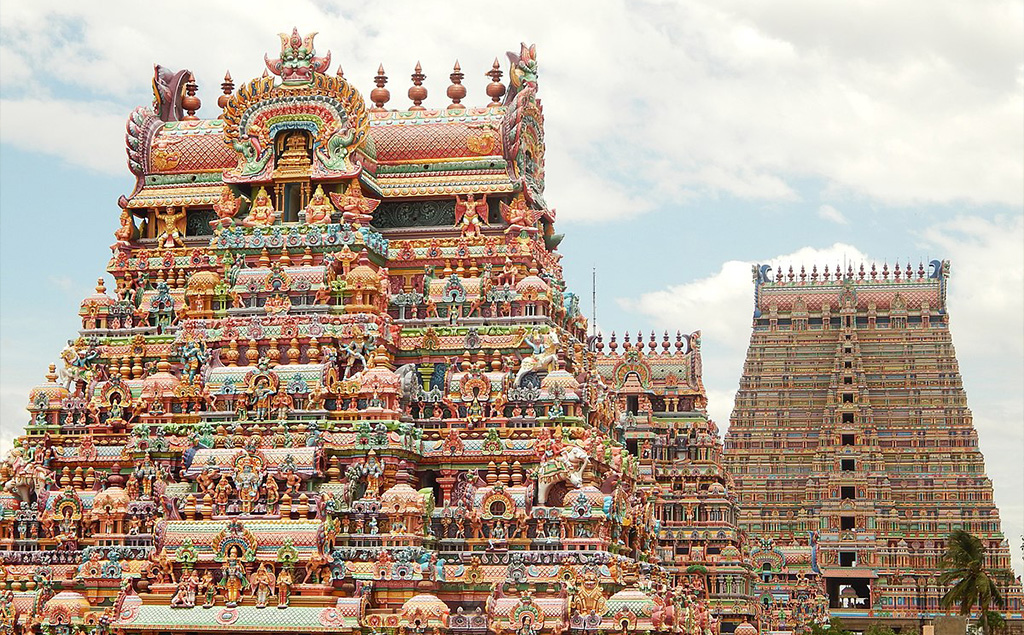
[591,266,597,338]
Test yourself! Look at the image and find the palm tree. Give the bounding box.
[938,530,1008,635]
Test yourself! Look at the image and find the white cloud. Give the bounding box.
[0,0,1020,212]
[0,98,127,175]
[818,204,848,225]
[918,216,1024,576]
[616,243,869,427]
[0,383,30,455]
[47,275,75,292]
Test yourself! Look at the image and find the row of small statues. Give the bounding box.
[169,561,295,609]
[127,183,544,250]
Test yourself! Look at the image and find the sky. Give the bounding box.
[0,1,1021,574]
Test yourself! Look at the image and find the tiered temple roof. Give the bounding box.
[592,331,761,625]
[724,262,1024,631]
[0,30,720,635]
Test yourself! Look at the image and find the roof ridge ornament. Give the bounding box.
[264,27,331,86]
[506,43,538,102]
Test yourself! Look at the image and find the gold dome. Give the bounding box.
[79,278,114,314]
[515,274,549,298]
[381,482,426,515]
[400,593,449,627]
[735,620,758,635]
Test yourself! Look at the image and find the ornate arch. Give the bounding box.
[222,73,372,182]
[610,350,652,391]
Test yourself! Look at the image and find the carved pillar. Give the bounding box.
[438,469,457,507]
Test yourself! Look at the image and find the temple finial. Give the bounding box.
[182,73,200,120]
[409,61,427,110]
[371,64,390,112]
[486,58,505,106]
[447,60,466,111]
[218,71,234,113]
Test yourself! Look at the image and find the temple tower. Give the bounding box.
[595,330,759,630]
[0,30,718,635]
[724,261,1023,631]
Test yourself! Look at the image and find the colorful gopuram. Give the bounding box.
[0,30,723,635]
[592,332,760,628]
[724,262,1024,631]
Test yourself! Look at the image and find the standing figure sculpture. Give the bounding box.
[250,563,276,608]
[199,569,217,608]
[276,566,293,608]
[113,209,137,247]
[156,206,186,249]
[455,193,488,238]
[219,546,248,608]
[233,455,262,515]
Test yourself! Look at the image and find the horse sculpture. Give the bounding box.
[395,363,420,407]
[536,444,589,505]
[57,344,98,391]
[514,330,559,387]
[2,449,52,507]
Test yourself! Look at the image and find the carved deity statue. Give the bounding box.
[232,453,263,515]
[276,566,293,608]
[113,209,136,247]
[250,563,276,608]
[455,193,488,238]
[156,206,186,249]
[570,569,606,615]
[514,329,560,387]
[211,186,246,229]
[241,187,276,227]
[329,180,380,226]
[304,184,335,225]
[219,546,248,607]
[198,569,217,608]
[170,569,198,608]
